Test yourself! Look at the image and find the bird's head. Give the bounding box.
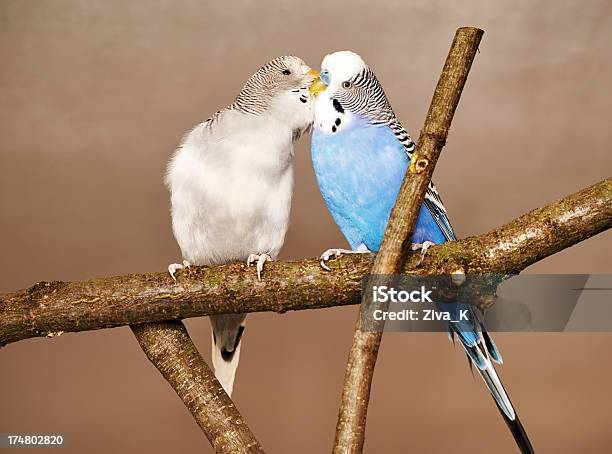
[235,55,318,135]
[309,51,368,97]
[309,51,394,133]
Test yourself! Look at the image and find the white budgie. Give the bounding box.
[165,56,318,396]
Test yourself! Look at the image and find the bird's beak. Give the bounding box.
[308,70,327,98]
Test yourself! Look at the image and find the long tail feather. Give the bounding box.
[211,330,242,397]
[477,357,515,421]
[457,333,535,453]
[498,407,535,454]
[482,328,503,364]
[210,316,245,397]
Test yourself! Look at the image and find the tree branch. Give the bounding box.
[0,178,609,348]
[131,322,264,453]
[333,27,484,454]
[0,26,606,454]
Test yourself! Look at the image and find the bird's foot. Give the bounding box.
[411,241,435,265]
[168,260,191,282]
[319,248,370,271]
[247,253,272,281]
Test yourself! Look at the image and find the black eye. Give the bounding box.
[282,69,291,75]
[342,81,352,89]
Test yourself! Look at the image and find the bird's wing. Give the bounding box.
[389,118,457,242]
[423,181,457,241]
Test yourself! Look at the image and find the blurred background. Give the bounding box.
[1,0,611,452]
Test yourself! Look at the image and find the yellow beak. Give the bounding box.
[308,70,327,97]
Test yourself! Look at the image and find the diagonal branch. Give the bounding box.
[333,27,484,454]
[0,178,610,348]
[132,321,264,453]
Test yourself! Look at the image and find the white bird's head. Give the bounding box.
[311,51,369,94]
[234,55,319,136]
[309,51,394,134]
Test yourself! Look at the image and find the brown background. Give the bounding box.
[1,1,611,453]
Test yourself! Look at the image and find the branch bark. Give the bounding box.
[333,27,484,454]
[131,322,264,453]
[1,178,610,348]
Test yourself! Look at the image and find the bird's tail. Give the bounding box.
[477,356,534,454]
[210,314,246,397]
[453,328,535,454]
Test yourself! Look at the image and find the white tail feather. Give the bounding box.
[477,357,515,421]
[211,331,242,397]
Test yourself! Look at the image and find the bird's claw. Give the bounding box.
[411,241,435,265]
[168,260,191,282]
[247,253,272,281]
[319,248,355,271]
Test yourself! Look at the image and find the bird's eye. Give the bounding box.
[342,81,352,89]
[282,69,291,75]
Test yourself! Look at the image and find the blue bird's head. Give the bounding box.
[310,51,394,134]
[309,51,368,98]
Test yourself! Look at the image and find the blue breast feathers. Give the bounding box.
[311,117,447,252]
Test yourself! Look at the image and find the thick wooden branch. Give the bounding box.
[131,322,264,453]
[0,178,609,348]
[333,27,484,454]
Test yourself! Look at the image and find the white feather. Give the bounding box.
[210,330,242,396]
[167,111,298,266]
[165,60,315,396]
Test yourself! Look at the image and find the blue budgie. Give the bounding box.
[310,51,534,453]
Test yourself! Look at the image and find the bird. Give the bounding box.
[165,55,318,396]
[309,51,534,453]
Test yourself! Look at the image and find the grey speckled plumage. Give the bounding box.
[165,55,316,395]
